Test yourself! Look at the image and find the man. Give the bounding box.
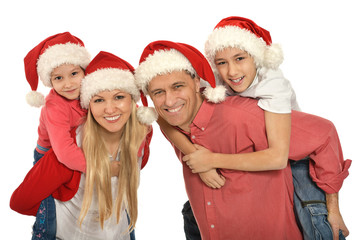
[135,41,350,240]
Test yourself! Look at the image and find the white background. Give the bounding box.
[1,0,360,239]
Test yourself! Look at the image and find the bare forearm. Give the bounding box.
[326,193,340,214]
[157,117,196,154]
[212,148,288,171]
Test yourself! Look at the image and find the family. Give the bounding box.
[10,16,351,240]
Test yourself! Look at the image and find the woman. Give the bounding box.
[10,51,157,239]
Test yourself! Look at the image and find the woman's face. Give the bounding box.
[214,47,257,93]
[89,89,132,134]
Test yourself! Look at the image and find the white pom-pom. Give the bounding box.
[26,91,45,107]
[137,106,158,125]
[203,85,227,103]
[264,43,284,69]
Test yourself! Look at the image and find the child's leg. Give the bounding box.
[32,149,57,240]
[32,195,56,240]
[291,158,345,240]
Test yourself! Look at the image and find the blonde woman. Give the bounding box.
[10,51,157,239]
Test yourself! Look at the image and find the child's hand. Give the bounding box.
[183,144,214,173]
[198,169,226,189]
[110,160,120,177]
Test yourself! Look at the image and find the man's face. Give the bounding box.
[148,70,202,132]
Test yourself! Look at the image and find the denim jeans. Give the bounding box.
[181,158,346,240]
[32,149,57,240]
[126,210,136,240]
[182,200,201,240]
[291,158,345,240]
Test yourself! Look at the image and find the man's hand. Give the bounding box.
[198,169,225,189]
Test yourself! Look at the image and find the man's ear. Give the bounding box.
[194,76,201,93]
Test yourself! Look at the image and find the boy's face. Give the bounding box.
[214,47,257,93]
[148,70,202,132]
[50,64,84,100]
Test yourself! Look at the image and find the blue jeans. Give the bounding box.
[291,158,345,240]
[182,200,201,240]
[181,158,346,240]
[32,149,57,240]
[126,211,136,240]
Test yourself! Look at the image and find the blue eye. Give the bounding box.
[215,61,226,66]
[153,90,163,96]
[93,98,103,103]
[115,95,125,100]
[54,76,62,81]
[72,71,78,76]
[236,57,245,61]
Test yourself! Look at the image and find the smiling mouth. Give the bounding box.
[64,89,77,93]
[105,115,120,121]
[230,76,245,83]
[166,105,183,113]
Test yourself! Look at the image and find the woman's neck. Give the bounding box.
[99,128,123,157]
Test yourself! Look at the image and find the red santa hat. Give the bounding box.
[134,40,226,103]
[205,16,283,69]
[24,32,91,107]
[80,51,157,125]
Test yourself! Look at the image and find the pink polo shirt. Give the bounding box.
[36,89,87,172]
[171,96,351,240]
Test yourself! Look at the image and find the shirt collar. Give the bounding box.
[190,99,215,132]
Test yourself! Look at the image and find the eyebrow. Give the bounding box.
[215,51,248,61]
[149,81,186,94]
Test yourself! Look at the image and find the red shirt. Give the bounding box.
[171,96,350,240]
[37,89,87,172]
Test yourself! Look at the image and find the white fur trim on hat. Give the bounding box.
[203,85,227,103]
[37,42,91,87]
[205,26,283,69]
[264,43,283,69]
[134,49,196,95]
[80,68,140,109]
[26,91,45,107]
[136,106,158,125]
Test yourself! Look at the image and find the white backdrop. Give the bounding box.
[1,0,360,239]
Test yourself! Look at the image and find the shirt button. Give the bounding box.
[211,224,215,228]
[201,127,205,131]
[207,202,211,206]
[191,135,196,139]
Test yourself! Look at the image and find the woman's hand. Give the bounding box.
[183,144,215,173]
[198,169,226,189]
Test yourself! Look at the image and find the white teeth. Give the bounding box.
[105,115,120,121]
[231,76,244,83]
[168,105,182,113]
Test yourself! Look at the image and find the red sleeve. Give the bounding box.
[139,126,153,169]
[289,111,352,193]
[43,98,86,172]
[10,129,81,216]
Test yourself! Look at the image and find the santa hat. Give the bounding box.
[80,51,157,125]
[205,16,283,69]
[24,32,91,107]
[135,40,226,103]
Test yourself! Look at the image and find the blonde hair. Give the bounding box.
[79,100,148,232]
